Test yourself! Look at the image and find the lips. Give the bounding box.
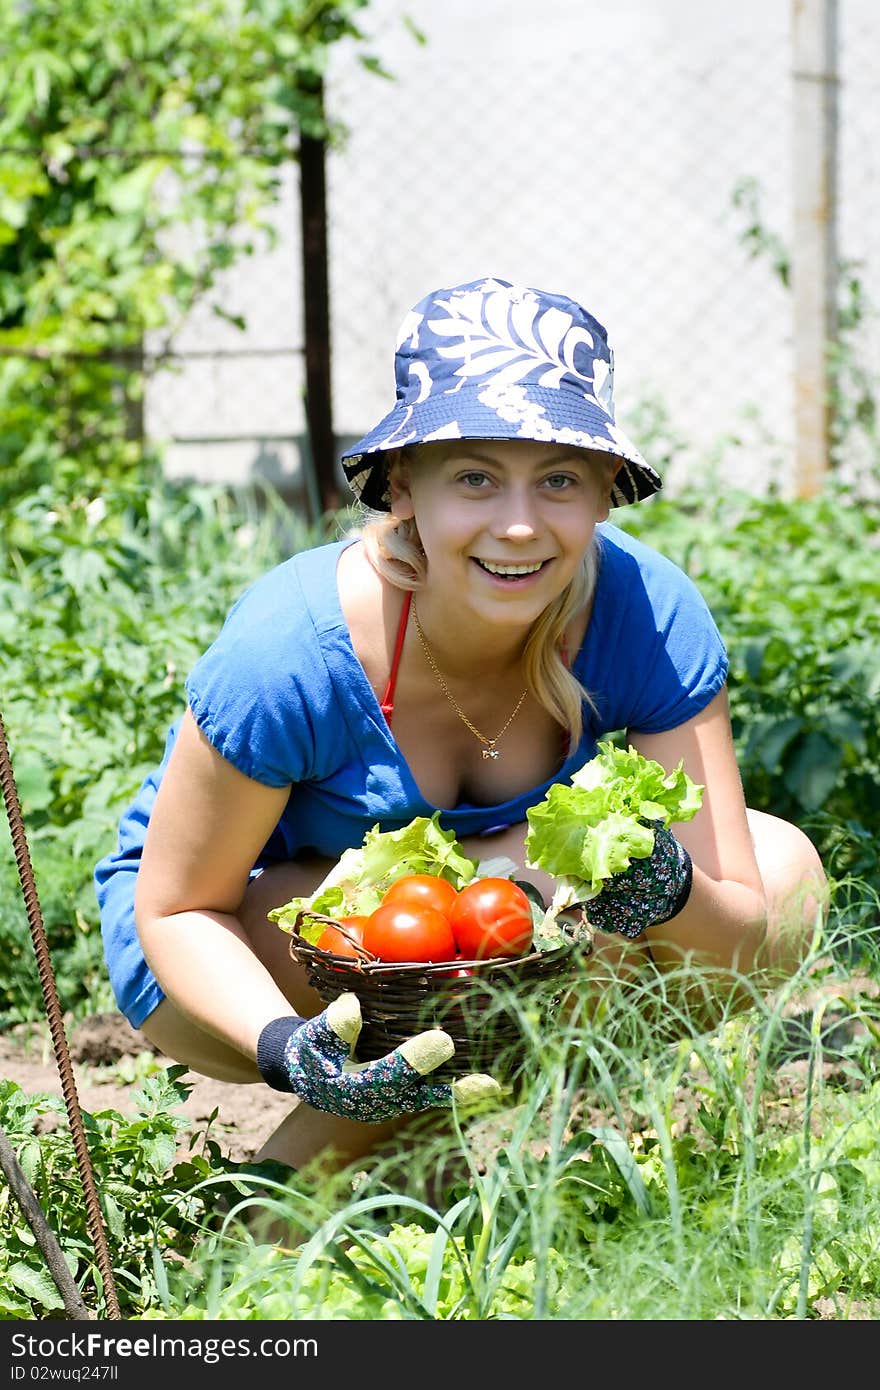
[474,558,549,577]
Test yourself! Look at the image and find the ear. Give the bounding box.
[387,450,415,520]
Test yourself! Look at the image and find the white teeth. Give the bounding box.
[478,559,545,576]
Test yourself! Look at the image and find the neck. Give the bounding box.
[411,596,529,680]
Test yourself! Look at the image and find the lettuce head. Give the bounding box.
[268,812,479,942]
[525,741,703,916]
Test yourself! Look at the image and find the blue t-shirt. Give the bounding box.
[94,523,728,1027]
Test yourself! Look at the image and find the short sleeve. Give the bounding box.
[583,526,729,737]
[184,556,326,787]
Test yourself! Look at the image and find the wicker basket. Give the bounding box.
[287,911,580,1078]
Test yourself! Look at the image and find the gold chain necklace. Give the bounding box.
[411,600,528,760]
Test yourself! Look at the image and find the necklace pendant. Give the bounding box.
[482,747,499,760]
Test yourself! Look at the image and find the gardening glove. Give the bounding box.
[583,825,693,941]
[256,992,501,1122]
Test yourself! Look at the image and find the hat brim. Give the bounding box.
[340,383,661,509]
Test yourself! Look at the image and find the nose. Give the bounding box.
[489,485,540,540]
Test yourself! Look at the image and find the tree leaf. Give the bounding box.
[754,714,803,773]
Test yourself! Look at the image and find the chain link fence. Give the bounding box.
[146,0,879,501]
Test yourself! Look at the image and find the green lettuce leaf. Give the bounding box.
[267,812,479,938]
[524,740,703,909]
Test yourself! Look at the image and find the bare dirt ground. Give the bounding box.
[0,1011,292,1163]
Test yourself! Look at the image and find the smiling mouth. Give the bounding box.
[474,558,550,577]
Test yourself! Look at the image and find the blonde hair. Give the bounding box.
[358,510,599,748]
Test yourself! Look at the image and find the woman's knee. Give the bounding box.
[747,808,827,905]
[457,822,558,903]
[239,856,335,938]
[138,859,336,1080]
[746,808,828,979]
[239,859,333,1016]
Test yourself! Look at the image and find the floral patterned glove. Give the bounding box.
[585,825,693,941]
[256,993,500,1122]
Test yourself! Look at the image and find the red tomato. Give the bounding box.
[381,874,459,918]
[449,878,534,960]
[316,916,368,958]
[363,902,458,964]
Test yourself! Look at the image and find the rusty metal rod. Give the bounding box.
[0,709,121,1319]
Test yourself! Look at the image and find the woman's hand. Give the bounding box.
[257,994,501,1121]
[583,824,693,939]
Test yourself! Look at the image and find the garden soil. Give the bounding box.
[2,965,877,1168]
[0,1011,292,1163]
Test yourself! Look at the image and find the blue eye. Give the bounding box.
[544,473,576,489]
[459,471,490,487]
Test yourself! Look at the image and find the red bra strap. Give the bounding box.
[379,590,413,723]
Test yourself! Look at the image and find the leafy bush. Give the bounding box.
[0,475,337,1023]
[3,473,879,1024]
[617,487,880,896]
[9,922,879,1321]
[0,0,381,506]
[0,1069,245,1318]
[2,473,880,1321]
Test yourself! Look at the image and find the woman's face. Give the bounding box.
[388,438,616,625]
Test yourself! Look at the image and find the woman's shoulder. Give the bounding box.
[585,519,727,735]
[597,519,685,579]
[208,537,354,643]
[594,519,711,613]
[184,538,360,785]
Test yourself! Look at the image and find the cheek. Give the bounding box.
[555,505,602,549]
[409,490,473,551]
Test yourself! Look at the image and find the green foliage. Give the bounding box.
[0,1068,243,1318]
[2,470,879,1317]
[0,0,379,504]
[0,475,337,1024]
[72,918,880,1321]
[616,487,880,897]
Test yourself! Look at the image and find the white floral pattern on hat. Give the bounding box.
[341,277,661,509]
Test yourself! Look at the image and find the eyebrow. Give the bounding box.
[450,447,589,469]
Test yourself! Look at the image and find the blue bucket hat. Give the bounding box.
[341,276,661,510]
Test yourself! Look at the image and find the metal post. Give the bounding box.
[299,75,338,519]
[791,0,839,497]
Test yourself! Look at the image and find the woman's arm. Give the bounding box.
[630,686,767,976]
[134,708,293,1060]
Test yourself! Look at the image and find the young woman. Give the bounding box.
[94,276,826,1172]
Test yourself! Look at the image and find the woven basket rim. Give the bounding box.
[285,910,576,980]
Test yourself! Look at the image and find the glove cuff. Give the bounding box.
[653,837,693,926]
[256,1015,306,1092]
